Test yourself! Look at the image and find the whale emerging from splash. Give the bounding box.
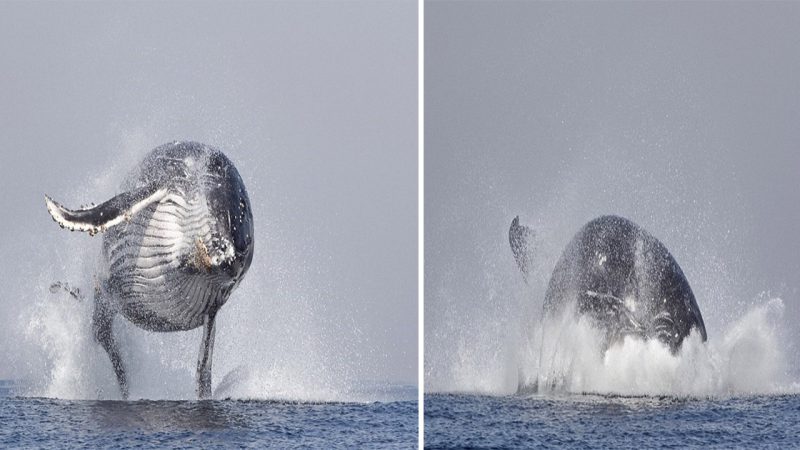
[45,141,254,399]
[510,215,706,354]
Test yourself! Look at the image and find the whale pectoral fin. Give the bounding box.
[196,310,217,399]
[509,216,535,283]
[44,184,168,235]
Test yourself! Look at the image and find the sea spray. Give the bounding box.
[531,297,788,396]
[427,287,792,397]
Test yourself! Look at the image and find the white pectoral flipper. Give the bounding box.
[45,184,168,235]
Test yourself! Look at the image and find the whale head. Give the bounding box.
[203,150,255,287]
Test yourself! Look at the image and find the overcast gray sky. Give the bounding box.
[426,2,800,388]
[0,1,417,387]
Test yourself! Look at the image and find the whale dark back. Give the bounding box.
[545,215,706,351]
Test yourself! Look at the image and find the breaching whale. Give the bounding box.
[509,215,706,353]
[45,141,254,399]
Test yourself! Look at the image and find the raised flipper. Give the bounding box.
[92,289,128,399]
[44,184,167,236]
[509,216,535,283]
[196,309,218,399]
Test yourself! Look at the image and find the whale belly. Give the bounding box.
[102,193,229,331]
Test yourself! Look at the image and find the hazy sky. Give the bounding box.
[426,2,800,386]
[0,1,417,385]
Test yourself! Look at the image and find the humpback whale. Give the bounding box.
[510,215,706,353]
[45,141,254,399]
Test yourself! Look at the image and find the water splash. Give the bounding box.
[427,290,795,398]
[533,297,790,396]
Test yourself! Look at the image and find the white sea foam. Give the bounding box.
[427,291,795,398]
[531,297,790,396]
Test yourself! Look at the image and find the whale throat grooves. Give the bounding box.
[103,190,231,332]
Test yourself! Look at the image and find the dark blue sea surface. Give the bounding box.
[0,388,417,448]
[425,393,800,448]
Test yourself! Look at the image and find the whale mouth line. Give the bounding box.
[583,290,648,342]
[584,290,639,323]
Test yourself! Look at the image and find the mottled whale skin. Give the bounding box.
[510,215,706,353]
[45,141,254,399]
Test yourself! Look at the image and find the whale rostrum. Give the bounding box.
[45,141,254,399]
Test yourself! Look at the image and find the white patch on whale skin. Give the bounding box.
[596,252,607,266]
[624,295,636,313]
[209,239,235,266]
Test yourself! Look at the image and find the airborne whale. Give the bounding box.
[510,215,706,353]
[45,141,254,399]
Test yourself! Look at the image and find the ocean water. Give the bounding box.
[0,391,417,448]
[2,283,419,447]
[425,393,800,448]
[425,291,800,447]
